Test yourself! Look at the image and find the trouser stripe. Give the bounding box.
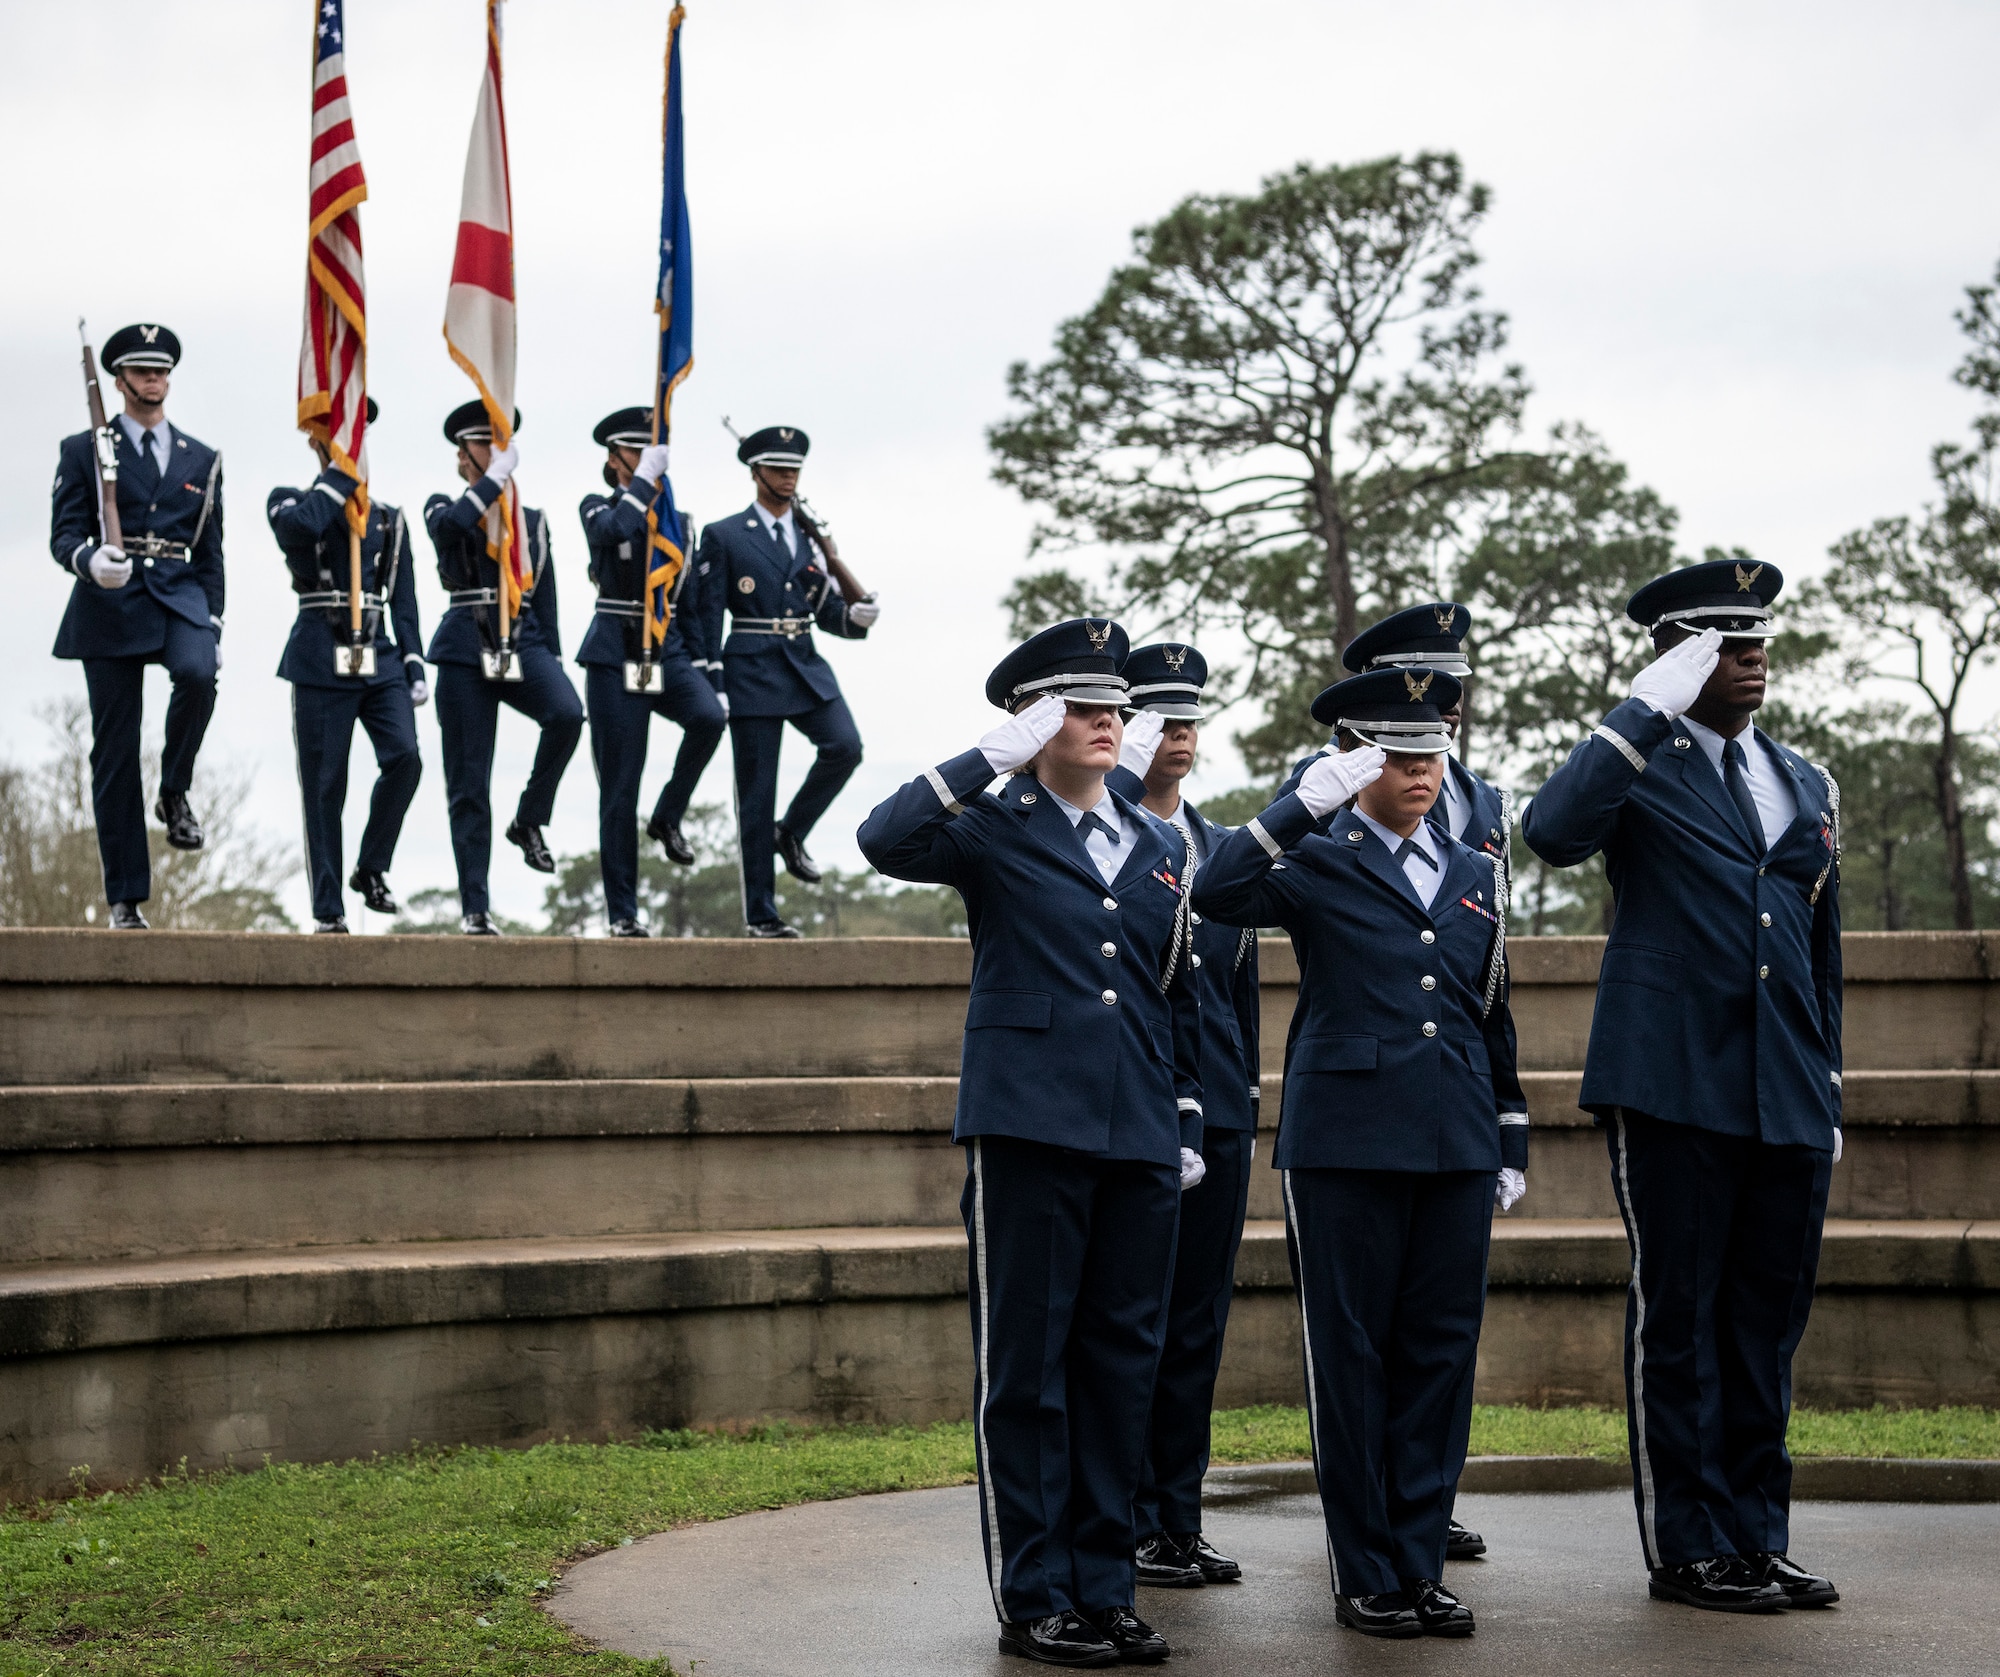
[970,1140,1006,1616]
[1613,1112,1662,1568]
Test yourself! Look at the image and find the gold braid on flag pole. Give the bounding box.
[642,3,691,655]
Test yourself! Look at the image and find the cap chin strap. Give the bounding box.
[1339,717,1452,755]
[748,452,807,468]
[1009,674,1129,705]
[1367,650,1471,675]
[1650,605,1778,638]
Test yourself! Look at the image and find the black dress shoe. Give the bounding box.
[996,1610,1119,1667]
[348,870,397,915]
[460,912,502,937]
[1134,1532,1203,1588]
[1750,1551,1839,1607]
[775,823,821,883]
[1182,1532,1241,1583]
[608,917,649,939]
[505,820,555,872]
[1334,1590,1422,1638]
[747,919,802,939]
[1648,1556,1786,1613]
[108,901,149,930]
[313,917,350,934]
[155,791,204,850]
[1083,1605,1169,1664]
[1409,1577,1475,1637]
[1446,1517,1486,1559]
[646,814,695,866]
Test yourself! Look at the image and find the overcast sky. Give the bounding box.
[5,0,1997,929]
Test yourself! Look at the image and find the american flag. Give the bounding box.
[297,0,368,534]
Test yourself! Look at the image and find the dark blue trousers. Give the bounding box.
[434,651,583,915]
[729,697,862,925]
[964,1137,1180,1623]
[1136,1125,1255,1539]
[80,615,218,906]
[585,660,727,923]
[1282,1166,1495,1595]
[290,681,422,922]
[1606,1109,1831,1570]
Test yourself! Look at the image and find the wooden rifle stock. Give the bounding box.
[790,498,870,607]
[76,321,123,551]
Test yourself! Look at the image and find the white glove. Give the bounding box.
[1119,708,1165,778]
[1629,627,1721,719]
[848,598,881,628]
[634,443,671,485]
[409,678,430,708]
[1832,1128,1843,1164]
[978,693,1066,776]
[1296,744,1386,818]
[486,440,520,485]
[1179,1147,1206,1191]
[88,545,132,589]
[1496,1167,1526,1213]
[213,638,223,674]
[716,691,731,721]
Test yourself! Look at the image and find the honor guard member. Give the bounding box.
[48,323,224,927]
[267,399,426,933]
[1194,668,1528,1641]
[423,402,584,935]
[858,619,1204,1668]
[1286,602,1510,1563]
[1523,559,1843,1615]
[1103,643,1263,1592]
[698,426,877,937]
[577,408,726,936]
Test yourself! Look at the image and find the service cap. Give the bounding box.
[1310,667,1463,754]
[1627,558,1783,642]
[443,399,521,445]
[985,619,1131,711]
[1343,602,1472,677]
[103,323,180,371]
[593,406,654,449]
[1120,642,1208,719]
[737,425,809,468]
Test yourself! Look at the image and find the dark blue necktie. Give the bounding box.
[1396,837,1438,871]
[130,427,160,490]
[1723,738,1764,850]
[1078,811,1119,847]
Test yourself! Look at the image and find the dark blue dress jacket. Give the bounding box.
[1108,770,1263,1133]
[575,494,711,671]
[422,478,560,667]
[267,470,424,689]
[695,505,868,717]
[49,423,224,659]
[1193,789,1527,1174]
[859,751,1204,1167]
[1522,698,1843,1149]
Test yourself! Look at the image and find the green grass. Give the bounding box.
[2,1406,1994,1674]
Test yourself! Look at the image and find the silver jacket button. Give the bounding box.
[1420,929,1436,945]
[1422,1021,1438,1037]
[1420,975,1436,991]
[1100,942,1117,958]
[1760,913,1772,927]
[1190,911,1202,925]
[1102,897,1117,911]
[1191,953,1203,968]
[1758,966,1770,979]
[1101,989,1118,1005]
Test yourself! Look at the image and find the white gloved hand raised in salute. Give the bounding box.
[1496,1167,1527,1213]
[1179,1147,1207,1191]
[1629,627,1721,720]
[86,544,132,589]
[1118,708,1165,779]
[1296,744,1387,818]
[485,440,520,486]
[633,443,671,486]
[978,693,1067,776]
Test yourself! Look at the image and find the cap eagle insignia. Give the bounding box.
[779,427,795,441]
[1084,620,1112,652]
[1404,671,1435,703]
[1735,563,1763,593]
[1433,606,1456,632]
[1162,646,1188,672]
[139,325,160,343]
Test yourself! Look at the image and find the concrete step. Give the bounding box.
[3,929,1995,1085]
[2,1218,1993,1503]
[5,1071,1997,1263]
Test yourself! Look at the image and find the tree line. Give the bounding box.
[991,151,2000,932]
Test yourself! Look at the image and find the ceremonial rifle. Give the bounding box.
[721,415,873,608]
[76,320,123,552]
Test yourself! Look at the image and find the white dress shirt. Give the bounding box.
[1047,784,1138,887]
[117,412,171,477]
[752,501,798,558]
[1680,715,1797,852]
[1355,804,1446,909]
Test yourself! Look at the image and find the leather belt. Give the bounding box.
[594,599,645,618]
[125,535,192,562]
[299,590,385,611]
[449,588,499,607]
[734,616,813,638]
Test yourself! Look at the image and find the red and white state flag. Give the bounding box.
[443,0,526,608]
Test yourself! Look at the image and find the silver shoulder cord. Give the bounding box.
[189,450,222,554]
[1811,763,1842,903]
[1480,849,1509,1020]
[1157,826,1199,995]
